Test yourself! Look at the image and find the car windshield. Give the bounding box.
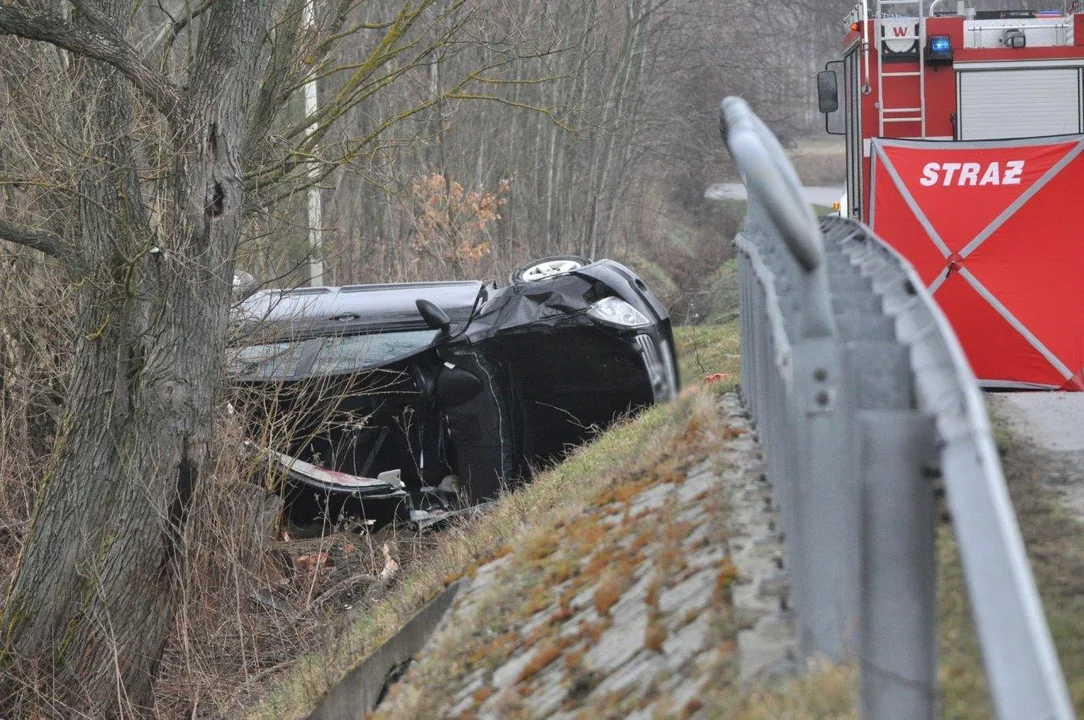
[229,329,440,379]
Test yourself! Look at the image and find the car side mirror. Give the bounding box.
[416,299,451,334]
[817,70,839,114]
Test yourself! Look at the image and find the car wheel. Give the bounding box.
[510,255,591,284]
[233,269,258,298]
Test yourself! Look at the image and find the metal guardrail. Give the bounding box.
[719,96,1074,720]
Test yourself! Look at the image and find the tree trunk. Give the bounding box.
[0,0,266,713]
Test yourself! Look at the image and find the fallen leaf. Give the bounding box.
[380,543,400,580]
[294,552,328,573]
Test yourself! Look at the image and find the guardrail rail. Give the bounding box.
[719,95,1074,720]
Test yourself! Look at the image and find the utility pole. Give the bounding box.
[303,0,323,286]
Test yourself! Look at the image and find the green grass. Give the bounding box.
[937,529,994,718]
[713,198,749,217]
[674,321,740,389]
[700,260,740,325]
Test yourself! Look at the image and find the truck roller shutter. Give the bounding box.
[958,68,1081,140]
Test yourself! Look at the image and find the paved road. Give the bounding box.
[989,392,1084,452]
[705,183,842,208]
[987,392,1084,521]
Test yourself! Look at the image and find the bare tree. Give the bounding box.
[313,0,854,285]
[0,0,527,713]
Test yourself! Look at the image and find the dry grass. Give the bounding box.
[700,662,858,719]
[643,613,667,652]
[151,411,402,717]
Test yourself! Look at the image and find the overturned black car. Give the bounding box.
[230,256,679,528]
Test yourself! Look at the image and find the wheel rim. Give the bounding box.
[520,259,583,282]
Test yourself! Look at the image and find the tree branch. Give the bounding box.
[0,217,69,258]
[0,2,180,118]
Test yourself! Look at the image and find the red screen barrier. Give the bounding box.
[871,136,1084,390]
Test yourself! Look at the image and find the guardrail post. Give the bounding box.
[791,340,857,660]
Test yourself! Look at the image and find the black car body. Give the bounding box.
[230,257,679,527]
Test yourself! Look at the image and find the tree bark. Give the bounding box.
[0,0,266,712]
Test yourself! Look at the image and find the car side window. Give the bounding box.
[228,341,312,379]
[308,330,440,375]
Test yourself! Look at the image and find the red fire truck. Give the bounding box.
[818,1,1084,390]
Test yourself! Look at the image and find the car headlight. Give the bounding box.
[587,296,651,328]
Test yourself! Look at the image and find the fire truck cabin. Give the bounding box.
[820,1,1084,222]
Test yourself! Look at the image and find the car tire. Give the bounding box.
[510,255,591,284]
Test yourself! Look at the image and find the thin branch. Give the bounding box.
[0,217,69,258]
[0,2,180,118]
[145,0,215,60]
[444,93,576,132]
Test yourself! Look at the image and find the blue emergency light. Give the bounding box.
[927,34,953,64]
